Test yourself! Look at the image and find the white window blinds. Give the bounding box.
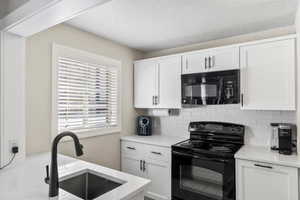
[57,57,118,132]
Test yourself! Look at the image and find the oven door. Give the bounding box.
[172,150,235,200]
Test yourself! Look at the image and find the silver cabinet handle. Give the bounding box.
[254,164,273,169]
[140,160,143,171]
[208,56,212,68]
[205,57,207,69]
[151,151,162,155]
[211,55,215,67]
[156,96,159,105]
[152,96,155,105]
[241,93,244,107]
[126,146,136,150]
[143,160,146,171]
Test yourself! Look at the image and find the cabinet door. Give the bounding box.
[236,159,298,200]
[134,60,158,108]
[121,157,144,178]
[157,56,181,108]
[209,46,239,72]
[240,39,296,110]
[182,51,208,74]
[145,162,171,200]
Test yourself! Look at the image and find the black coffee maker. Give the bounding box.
[278,124,295,155]
[136,116,152,136]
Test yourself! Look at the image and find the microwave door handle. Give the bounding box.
[172,151,227,163]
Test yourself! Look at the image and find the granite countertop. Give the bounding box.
[235,145,300,168]
[121,135,188,147]
[0,153,150,200]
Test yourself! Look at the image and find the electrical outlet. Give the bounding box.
[8,140,18,154]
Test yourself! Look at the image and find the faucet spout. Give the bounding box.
[48,131,84,198]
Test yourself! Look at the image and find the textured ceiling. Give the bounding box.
[0,0,29,19]
[67,0,298,51]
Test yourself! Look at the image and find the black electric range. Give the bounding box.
[172,121,245,200]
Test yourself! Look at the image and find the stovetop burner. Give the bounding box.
[172,122,245,157]
[176,139,240,155]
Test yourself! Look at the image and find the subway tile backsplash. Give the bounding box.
[152,104,296,146]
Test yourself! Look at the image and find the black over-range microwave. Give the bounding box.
[182,70,240,106]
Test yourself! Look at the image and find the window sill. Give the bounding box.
[56,127,121,142]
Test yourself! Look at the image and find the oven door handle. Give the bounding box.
[172,151,228,163]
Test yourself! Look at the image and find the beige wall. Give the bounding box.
[144,26,296,58]
[26,24,144,169]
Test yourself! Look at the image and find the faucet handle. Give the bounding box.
[44,165,50,184]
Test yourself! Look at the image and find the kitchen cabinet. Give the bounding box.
[134,59,157,108]
[236,159,298,200]
[240,38,296,110]
[134,56,181,109]
[182,46,239,74]
[121,141,171,200]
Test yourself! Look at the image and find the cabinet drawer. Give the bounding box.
[121,141,143,159]
[147,145,170,164]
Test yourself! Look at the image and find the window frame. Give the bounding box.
[51,43,122,140]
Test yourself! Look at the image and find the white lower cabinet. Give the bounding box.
[236,159,299,200]
[121,141,171,200]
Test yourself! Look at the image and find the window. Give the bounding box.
[52,44,121,138]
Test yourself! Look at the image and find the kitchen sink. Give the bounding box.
[59,172,122,200]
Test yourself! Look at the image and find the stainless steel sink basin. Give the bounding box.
[59,172,122,200]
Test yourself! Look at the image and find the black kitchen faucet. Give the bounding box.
[44,131,83,199]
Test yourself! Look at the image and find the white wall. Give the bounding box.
[153,105,296,146]
[26,24,143,169]
[0,32,26,166]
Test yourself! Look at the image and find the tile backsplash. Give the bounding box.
[152,104,296,146]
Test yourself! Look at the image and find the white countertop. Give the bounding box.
[121,135,188,147]
[235,145,300,168]
[0,153,150,200]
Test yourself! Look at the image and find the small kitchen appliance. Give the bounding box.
[278,124,295,155]
[136,116,152,136]
[181,70,240,106]
[270,123,296,155]
[172,121,245,200]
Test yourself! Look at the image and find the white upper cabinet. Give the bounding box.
[158,56,182,108]
[182,51,208,74]
[240,38,296,110]
[182,46,239,74]
[134,56,181,109]
[134,60,157,108]
[209,46,239,72]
